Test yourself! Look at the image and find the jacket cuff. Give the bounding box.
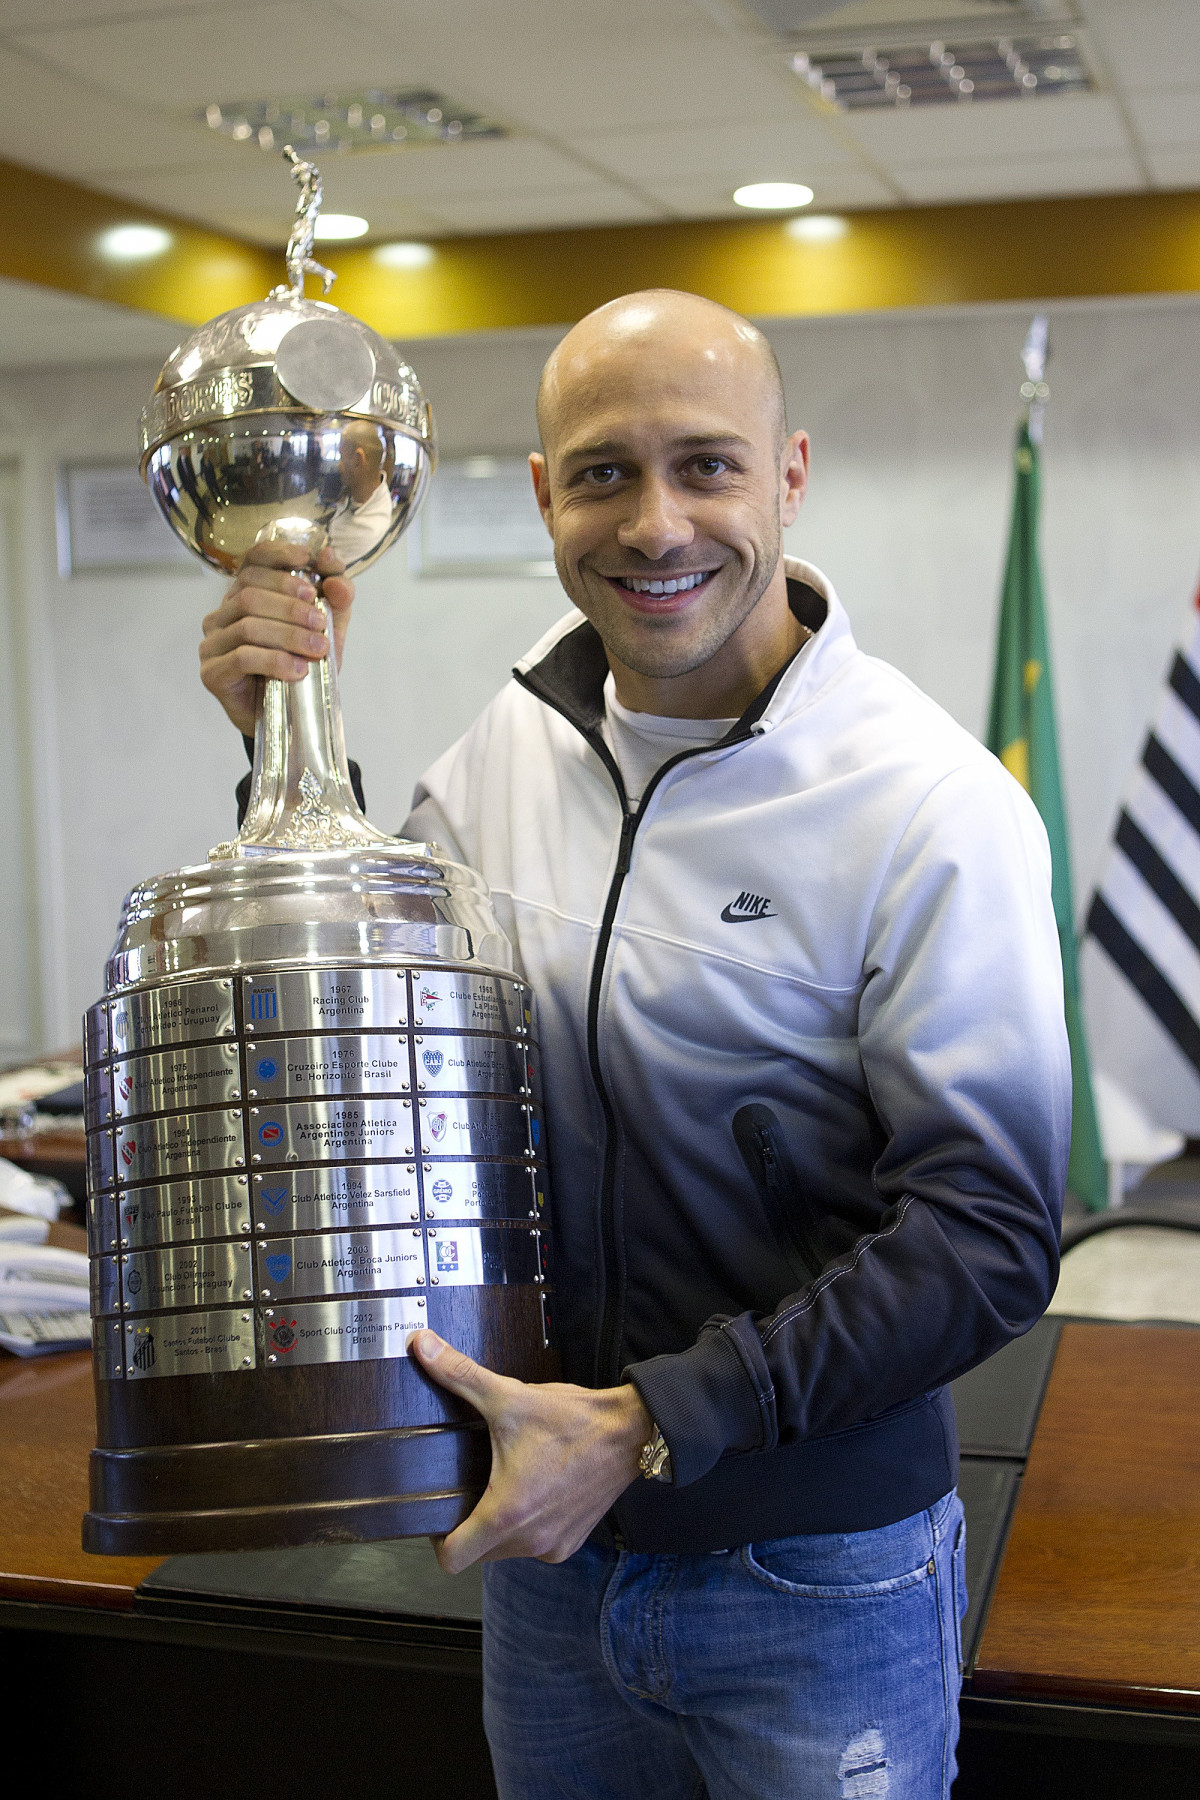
[625,1318,778,1489]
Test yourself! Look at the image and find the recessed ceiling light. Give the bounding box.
[313,214,369,241]
[374,241,435,269]
[787,213,848,242]
[733,182,814,211]
[97,223,172,261]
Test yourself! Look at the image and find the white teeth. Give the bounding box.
[618,571,709,594]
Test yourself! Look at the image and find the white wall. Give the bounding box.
[7,294,1200,1052]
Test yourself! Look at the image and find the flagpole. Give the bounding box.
[986,317,1109,1213]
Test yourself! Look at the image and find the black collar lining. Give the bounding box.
[515,576,828,746]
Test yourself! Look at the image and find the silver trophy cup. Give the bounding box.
[81,152,554,1555]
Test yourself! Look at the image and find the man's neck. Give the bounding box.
[606,567,807,720]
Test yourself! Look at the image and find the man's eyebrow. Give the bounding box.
[558,432,755,463]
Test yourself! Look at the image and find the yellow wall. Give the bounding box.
[4,152,1200,337]
[0,157,274,325]
[328,190,1200,336]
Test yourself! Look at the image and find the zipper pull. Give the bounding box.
[615,813,635,877]
[757,1126,780,1193]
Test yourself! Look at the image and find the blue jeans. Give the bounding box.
[482,1490,966,1800]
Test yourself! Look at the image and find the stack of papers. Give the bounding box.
[0,1219,91,1357]
[0,1153,71,1221]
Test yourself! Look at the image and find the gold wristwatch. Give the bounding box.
[638,1426,672,1483]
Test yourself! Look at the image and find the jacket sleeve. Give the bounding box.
[626,759,1071,1489]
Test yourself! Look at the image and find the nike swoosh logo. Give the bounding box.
[720,904,777,923]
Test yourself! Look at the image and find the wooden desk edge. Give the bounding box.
[0,1569,148,1611]
[973,1660,1200,1715]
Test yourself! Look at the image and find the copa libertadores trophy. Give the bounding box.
[82,150,554,1555]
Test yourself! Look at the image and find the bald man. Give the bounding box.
[327,418,394,565]
[202,290,1068,1799]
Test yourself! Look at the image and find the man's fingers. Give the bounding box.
[410,1331,511,1410]
[201,645,311,694]
[209,579,320,633]
[201,612,328,668]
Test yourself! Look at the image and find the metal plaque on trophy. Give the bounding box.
[81,151,555,1555]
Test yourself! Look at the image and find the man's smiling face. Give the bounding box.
[531,291,808,690]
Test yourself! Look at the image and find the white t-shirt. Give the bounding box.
[601,673,737,807]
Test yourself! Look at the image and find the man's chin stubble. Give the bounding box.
[599,572,775,682]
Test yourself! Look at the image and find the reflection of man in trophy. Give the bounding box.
[327,418,394,564]
[200,289,1067,1799]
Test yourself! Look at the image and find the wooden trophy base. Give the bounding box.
[84,1420,490,1555]
[85,1289,554,1556]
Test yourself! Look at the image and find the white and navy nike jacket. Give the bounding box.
[241,558,1070,1550]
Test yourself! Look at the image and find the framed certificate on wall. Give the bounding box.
[56,462,194,576]
[416,455,555,577]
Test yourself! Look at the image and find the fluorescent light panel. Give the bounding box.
[792,34,1091,109]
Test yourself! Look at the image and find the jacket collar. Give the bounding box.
[513,557,857,744]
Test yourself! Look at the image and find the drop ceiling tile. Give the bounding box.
[311,139,607,204]
[336,0,719,41]
[572,117,859,186]
[216,202,446,245]
[1124,87,1200,151]
[94,140,659,238]
[843,93,1131,164]
[0,0,223,22]
[11,3,414,106]
[646,164,895,215]
[0,43,243,179]
[1079,0,1200,92]
[1146,146,1200,189]
[893,149,1143,204]
[421,185,662,234]
[378,35,814,135]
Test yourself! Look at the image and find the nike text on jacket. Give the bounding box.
[398,561,1068,1550]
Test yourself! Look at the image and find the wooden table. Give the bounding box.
[3,1301,1199,1798]
[973,1322,1200,1713]
[0,1222,161,1608]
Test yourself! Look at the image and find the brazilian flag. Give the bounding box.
[986,420,1107,1213]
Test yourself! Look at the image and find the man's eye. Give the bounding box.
[692,456,728,477]
[583,464,622,486]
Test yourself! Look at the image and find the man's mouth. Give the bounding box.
[607,570,715,597]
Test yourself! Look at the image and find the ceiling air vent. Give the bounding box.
[200,90,505,154]
[792,33,1090,108]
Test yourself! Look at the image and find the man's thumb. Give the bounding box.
[410,1330,501,1407]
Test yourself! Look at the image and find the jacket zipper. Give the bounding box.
[514,667,757,1385]
[583,742,755,1384]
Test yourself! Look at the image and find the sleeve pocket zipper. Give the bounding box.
[733,1103,825,1287]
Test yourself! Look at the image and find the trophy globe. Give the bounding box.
[81,150,554,1556]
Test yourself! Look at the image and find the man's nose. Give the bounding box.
[616,478,694,560]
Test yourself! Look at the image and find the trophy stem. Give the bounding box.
[212,594,400,859]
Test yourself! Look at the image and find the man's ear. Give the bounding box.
[780,430,809,528]
[529,452,553,533]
